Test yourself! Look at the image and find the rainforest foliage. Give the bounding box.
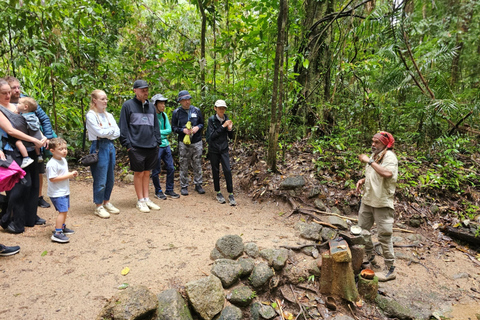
[1,0,480,205]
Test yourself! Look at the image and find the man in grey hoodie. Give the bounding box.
[119,80,162,213]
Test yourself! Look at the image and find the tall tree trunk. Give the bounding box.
[322,0,335,133]
[450,2,473,87]
[267,0,287,171]
[197,0,207,97]
[291,0,328,131]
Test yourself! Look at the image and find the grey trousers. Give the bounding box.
[178,140,203,188]
[358,202,395,267]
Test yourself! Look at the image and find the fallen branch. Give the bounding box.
[348,303,360,320]
[287,197,299,210]
[449,111,473,136]
[313,219,338,229]
[275,298,286,320]
[311,208,358,221]
[280,240,330,251]
[463,251,480,267]
[407,259,436,278]
[296,207,414,233]
[393,227,415,233]
[198,268,209,276]
[394,244,421,248]
[296,283,320,294]
[290,285,307,320]
[471,287,480,295]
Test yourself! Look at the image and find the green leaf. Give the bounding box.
[41,251,48,257]
[118,283,129,290]
[303,58,309,69]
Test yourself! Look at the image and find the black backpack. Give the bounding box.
[205,115,217,144]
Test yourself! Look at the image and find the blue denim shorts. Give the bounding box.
[50,195,70,213]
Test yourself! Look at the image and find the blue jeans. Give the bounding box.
[90,139,116,205]
[151,145,175,193]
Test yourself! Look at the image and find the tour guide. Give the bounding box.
[356,131,398,282]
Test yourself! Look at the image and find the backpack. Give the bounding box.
[205,115,217,144]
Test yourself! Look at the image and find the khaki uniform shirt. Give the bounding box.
[362,150,398,209]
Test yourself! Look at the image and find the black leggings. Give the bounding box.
[209,152,233,194]
[0,150,39,232]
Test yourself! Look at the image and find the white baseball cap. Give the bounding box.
[214,100,227,108]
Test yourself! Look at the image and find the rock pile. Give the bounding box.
[97,231,417,320]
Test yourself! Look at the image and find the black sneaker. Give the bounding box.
[195,185,205,194]
[38,196,51,208]
[216,193,226,204]
[155,191,167,200]
[181,187,189,196]
[0,244,20,256]
[228,194,237,206]
[165,190,180,199]
[6,223,22,234]
[35,217,46,225]
[51,232,69,243]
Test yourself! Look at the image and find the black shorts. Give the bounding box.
[128,147,158,172]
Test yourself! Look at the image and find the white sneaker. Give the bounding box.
[104,202,120,214]
[136,201,150,213]
[21,157,34,168]
[145,199,160,210]
[94,206,110,219]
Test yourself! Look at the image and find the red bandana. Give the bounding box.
[373,131,395,149]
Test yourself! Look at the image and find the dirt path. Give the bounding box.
[0,179,298,319]
[1,179,479,319]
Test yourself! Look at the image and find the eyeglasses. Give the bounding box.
[10,86,22,90]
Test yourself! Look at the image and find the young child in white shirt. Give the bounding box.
[46,138,78,243]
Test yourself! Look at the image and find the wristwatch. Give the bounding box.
[368,158,374,165]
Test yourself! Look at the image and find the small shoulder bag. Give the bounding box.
[79,141,98,166]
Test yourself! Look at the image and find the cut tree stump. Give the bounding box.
[319,240,359,302]
[358,275,379,301]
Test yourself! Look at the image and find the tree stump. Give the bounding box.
[350,245,365,274]
[358,275,379,301]
[319,240,359,302]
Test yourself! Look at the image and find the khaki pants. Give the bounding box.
[358,203,395,268]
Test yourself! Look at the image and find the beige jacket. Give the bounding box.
[362,150,398,209]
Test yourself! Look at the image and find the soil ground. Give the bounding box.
[0,177,479,319]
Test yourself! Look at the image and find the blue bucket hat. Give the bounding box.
[177,90,192,102]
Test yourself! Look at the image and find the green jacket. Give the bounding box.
[157,112,172,147]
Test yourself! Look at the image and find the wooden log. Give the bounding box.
[441,226,480,245]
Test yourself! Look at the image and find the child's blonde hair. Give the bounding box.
[49,137,67,150]
[19,97,38,112]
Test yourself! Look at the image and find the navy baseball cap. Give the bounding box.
[133,80,149,89]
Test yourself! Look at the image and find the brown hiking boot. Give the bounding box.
[376,266,396,282]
